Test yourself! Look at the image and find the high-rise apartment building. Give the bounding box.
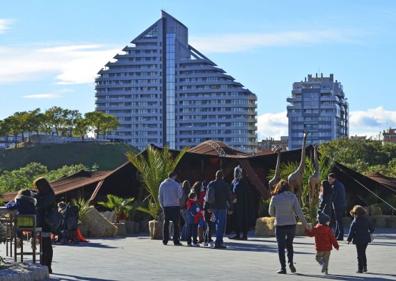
[287,73,348,149]
[95,11,257,151]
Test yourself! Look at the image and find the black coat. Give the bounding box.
[319,187,333,218]
[347,215,375,245]
[332,180,346,209]
[35,191,56,232]
[207,179,232,210]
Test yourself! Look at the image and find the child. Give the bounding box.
[347,205,375,273]
[306,212,339,275]
[186,192,203,247]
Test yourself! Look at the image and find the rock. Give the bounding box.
[101,211,116,223]
[255,217,275,237]
[81,206,117,238]
[115,222,127,236]
[0,262,48,281]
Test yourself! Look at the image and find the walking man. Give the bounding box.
[328,173,346,241]
[159,171,183,246]
[206,170,233,249]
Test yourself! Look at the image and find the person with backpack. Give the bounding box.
[206,170,233,249]
[34,177,57,274]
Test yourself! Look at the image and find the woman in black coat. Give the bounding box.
[318,180,333,218]
[34,177,56,274]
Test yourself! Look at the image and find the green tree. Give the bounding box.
[126,146,187,219]
[73,117,90,140]
[85,111,119,139]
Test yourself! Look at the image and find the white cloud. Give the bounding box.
[349,107,396,137]
[0,19,13,34]
[257,111,288,140]
[0,44,119,85]
[257,107,396,140]
[191,29,358,53]
[23,93,62,99]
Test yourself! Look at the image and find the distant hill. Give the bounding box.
[0,142,136,172]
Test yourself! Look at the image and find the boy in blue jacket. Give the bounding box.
[347,205,375,273]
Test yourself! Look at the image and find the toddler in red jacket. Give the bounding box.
[306,212,339,275]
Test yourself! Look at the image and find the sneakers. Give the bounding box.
[277,268,286,274]
[289,263,296,273]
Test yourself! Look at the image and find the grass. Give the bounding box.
[0,142,136,171]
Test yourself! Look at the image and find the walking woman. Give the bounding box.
[180,180,191,241]
[34,177,56,274]
[269,180,309,274]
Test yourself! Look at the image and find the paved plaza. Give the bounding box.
[2,230,395,281]
[45,230,396,281]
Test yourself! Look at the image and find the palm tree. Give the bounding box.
[97,194,136,223]
[126,145,187,219]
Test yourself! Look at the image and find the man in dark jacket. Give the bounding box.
[206,170,232,249]
[328,173,346,240]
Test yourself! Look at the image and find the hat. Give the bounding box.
[317,212,330,225]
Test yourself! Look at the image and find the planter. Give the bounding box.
[148,220,162,239]
[114,222,127,236]
[126,221,140,234]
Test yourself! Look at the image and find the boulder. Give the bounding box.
[114,222,127,236]
[101,211,116,223]
[255,217,275,237]
[81,206,117,237]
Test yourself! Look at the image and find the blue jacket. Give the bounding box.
[347,215,375,245]
[332,180,346,208]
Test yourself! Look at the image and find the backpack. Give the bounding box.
[45,207,63,234]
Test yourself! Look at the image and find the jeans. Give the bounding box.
[275,225,296,269]
[187,223,198,245]
[214,209,227,246]
[356,243,368,270]
[163,206,180,244]
[334,206,345,240]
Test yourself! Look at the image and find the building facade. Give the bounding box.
[95,11,257,151]
[257,136,288,152]
[287,73,348,150]
[383,128,396,143]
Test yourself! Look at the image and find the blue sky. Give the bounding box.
[1,0,395,139]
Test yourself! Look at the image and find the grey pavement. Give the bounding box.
[3,230,396,281]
